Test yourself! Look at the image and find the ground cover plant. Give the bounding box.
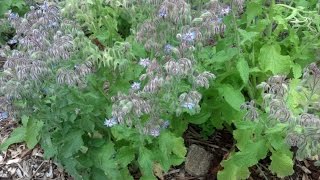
[0,0,320,179]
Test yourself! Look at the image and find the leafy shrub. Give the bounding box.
[1,0,320,180]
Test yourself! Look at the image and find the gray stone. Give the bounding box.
[185,144,213,177]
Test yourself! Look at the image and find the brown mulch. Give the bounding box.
[0,118,72,180]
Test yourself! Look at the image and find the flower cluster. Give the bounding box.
[240,100,259,121]
[109,1,218,137]
[256,75,291,122]
[0,2,97,115]
[242,65,320,161]
[136,0,234,54]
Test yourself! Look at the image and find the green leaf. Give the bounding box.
[246,1,263,24]
[117,146,136,167]
[0,127,26,150]
[25,119,43,149]
[111,125,139,141]
[60,130,84,158]
[291,63,302,79]
[185,107,211,124]
[218,84,245,111]
[218,162,250,180]
[79,118,95,132]
[61,158,82,179]
[157,132,187,171]
[238,29,259,45]
[269,150,294,177]
[21,115,29,127]
[91,142,119,178]
[41,135,58,159]
[259,44,292,74]
[218,139,268,180]
[209,48,238,64]
[138,147,156,180]
[237,58,250,84]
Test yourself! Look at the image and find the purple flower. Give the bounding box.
[131,82,141,91]
[150,128,160,137]
[182,32,196,43]
[161,120,170,129]
[8,12,19,21]
[104,117,118,127]
[158,7,167,18]
[182,102,196,109]
[164,44,173,54]
[0,112,9,121]
[139,58,150,68]
[0,112,8,121]
[221,6,231,15]
[8,39,18,45]
[40,1,49,11]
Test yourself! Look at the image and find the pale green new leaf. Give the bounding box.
[25,119,44,149]
[291,63,302,79]
[246,1,263,24]
[218,84,245,111]
[218,139,268,180]
[259,44,292,74]
[238,29,259,45]
[0,127,26,150]
[269,150,294,178]
[237,58,250,84]
[218,161,250,180]
[157,132,187,171]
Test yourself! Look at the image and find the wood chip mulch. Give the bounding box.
[0,118,72,180]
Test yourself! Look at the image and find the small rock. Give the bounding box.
[185,144,213,177]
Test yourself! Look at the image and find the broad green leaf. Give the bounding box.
[157,132,187,171]
[219,139,268,180]
[61,158,82,180]
[218,155,251,180]
[210,48,238,64]
[233,129,254,150]
[291,63,302,79]
[246,1,263,24]
[269,150,294,177]
[111,125,139,141]
[238,29,259,45]
[0,127,26,150]
[117,146,136,167]
[237,58,250,84]
[259,44,292,74]
[41,135,58,159]
[218,84,245,111]
[138,147,156,180]
[61,130,84,158]
[185,109,211,124]
[79,118,95,132]
[91,142,121,179]
[21,115,29,127]
[25,119,44,149]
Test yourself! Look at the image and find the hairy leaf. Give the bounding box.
[218,84,245,111]
[269,150,294,177]
[259,44,292,74]
[237,58,250,84]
